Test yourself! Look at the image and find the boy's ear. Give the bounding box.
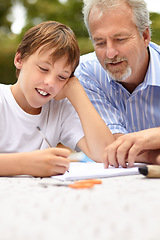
[14,52,23,69]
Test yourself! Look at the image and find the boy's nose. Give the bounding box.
[44,76,56,86]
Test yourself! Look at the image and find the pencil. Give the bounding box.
[37,126,52,148]
[138,165,160,178]
[37,126,69,172]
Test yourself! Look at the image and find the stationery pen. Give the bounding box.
[139,165,160,178]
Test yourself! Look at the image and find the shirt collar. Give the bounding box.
[144,42,160,87]
[108,42,160,90]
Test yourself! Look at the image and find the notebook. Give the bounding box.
[52,162,143,181]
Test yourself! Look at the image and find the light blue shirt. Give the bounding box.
[75,42,160,134]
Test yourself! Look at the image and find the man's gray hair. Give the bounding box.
[83,0,151,37]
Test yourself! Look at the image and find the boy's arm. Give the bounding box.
[62,76,114,162]
[0,148,70,177]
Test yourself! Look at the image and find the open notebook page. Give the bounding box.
[52,162,144,181]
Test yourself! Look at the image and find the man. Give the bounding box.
[75,0,160,167]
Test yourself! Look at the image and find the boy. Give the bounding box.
[0,21,114,177]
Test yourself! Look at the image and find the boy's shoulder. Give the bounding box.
[0,84,12,106]
[0,84,11,95]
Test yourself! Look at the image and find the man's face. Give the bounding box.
[88,2,150,90]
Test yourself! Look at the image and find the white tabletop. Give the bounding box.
[0,174,160,240]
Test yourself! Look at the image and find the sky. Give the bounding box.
[145,0,160,13]
[11,0,160,34]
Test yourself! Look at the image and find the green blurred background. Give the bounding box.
[0,0,160,85]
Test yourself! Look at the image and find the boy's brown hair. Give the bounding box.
[16,21,80,77]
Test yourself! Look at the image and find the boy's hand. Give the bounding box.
[22,148,71,177]
[54,76,79,101]
[54,88,66,101]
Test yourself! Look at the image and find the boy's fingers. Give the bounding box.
[51,147,71,158]
[51,165,69,175]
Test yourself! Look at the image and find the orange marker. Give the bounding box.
[68,182,95,189]
[68,179,102,189]
[40,179,102,189]
[76,179,102,184]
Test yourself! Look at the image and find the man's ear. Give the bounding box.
[143,27,151,48]
[14,52,23,69]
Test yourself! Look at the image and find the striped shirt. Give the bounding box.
[75,42,160,134]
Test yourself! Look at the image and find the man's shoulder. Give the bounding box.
[79,51,99,64]
[149,42,160,54]
[75,52,101,76]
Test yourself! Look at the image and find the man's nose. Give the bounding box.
[106,42,118,59]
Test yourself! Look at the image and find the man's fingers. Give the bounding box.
[104,139,124,168]
[116,141,133,167]
[127,144,142,167]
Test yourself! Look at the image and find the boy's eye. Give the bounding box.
[39,66,48,72]
[58,75,68,81]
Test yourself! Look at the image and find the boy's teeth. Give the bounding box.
[37,89,48,96]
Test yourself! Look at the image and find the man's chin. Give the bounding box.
[106,68,132,82]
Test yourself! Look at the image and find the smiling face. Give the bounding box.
[12,47,72,114]
[89,2,150,92]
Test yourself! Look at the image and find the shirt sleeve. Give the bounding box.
[75,56,128,135]
[59,99,84,150]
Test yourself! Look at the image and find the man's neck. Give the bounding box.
[120,47,150,94]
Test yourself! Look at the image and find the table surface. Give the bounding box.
[0,174,160,240]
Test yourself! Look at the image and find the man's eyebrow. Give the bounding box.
[93,33,131,42]
[93,37,104,42]
[113,32,131,37]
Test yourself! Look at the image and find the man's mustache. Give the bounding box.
[104,57,127,64]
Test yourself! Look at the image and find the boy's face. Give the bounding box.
[13,47,73,114]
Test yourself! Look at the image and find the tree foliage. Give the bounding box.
[0,0,12,33]
[0,0,91,84]
[0,0,160,84]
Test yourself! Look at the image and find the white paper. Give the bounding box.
[52,162,143,181]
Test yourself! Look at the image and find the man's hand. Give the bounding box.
[103,128,160,168]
